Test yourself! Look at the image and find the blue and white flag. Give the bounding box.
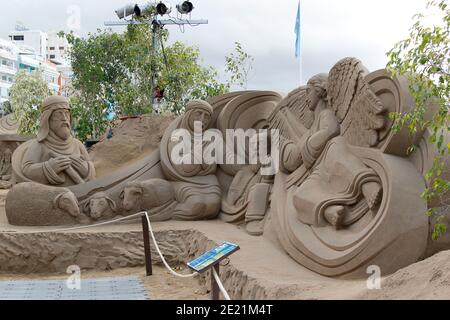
[295,0,301,58]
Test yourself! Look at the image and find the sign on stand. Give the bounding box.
[187,242,240,300]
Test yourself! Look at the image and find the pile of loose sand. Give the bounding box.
[357,250,450,299]
[89,114,176,177]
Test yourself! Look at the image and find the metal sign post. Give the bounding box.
[141,214,153,276]
[187,242,240,300]
[211,264,220,300]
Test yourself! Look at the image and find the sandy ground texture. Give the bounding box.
[0,266,209,300]
[357,250,450,300]
[0,187,450,299]
[89,114,176,177]
[2,111,450,299]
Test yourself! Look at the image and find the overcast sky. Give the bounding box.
[0,0,429,92]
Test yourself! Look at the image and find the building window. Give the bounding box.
[49,47,55,50]
[50,54,56,59]
[13,35,24,41]
[59,46,64,50]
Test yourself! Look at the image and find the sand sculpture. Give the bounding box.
[159,100,222,220]
[5,57,449,278]
[12,96,95,186]
[0,114,30,188]
[6,182,88,226]
[121,179,176,221]
[82,192,117,221]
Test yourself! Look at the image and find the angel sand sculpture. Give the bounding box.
[4,57,450,278]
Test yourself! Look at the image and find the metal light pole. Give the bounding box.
[105,11,208,109]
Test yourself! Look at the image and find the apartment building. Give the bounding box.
[8,29,47,58]
[46,31,70,62]
[0,39,18,105]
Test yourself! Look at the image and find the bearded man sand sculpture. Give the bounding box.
[14,96,95,186]
[6,96,96,226]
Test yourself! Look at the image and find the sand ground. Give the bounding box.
[0,266,209,300]
[1,188,450,300]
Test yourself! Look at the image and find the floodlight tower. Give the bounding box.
[106,1,208,109]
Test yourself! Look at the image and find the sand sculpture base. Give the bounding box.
[1,196,450,300]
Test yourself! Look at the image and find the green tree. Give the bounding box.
[9,70,52,135]
[387,0,450,239]
[225,42,254,90]
[1,100,12,115]
[157,41,230,114]
[61,13,255,137]
[62,30,134,141]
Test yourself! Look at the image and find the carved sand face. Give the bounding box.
[56,191,80,217]
[89,198,109,220]
[188,109,211,132]
[3,148,11,162]
[122,186,142,211]
[49,107,71,140]
[83,193,116,220]
[306,85,321,111]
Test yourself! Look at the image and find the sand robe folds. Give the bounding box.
[160,116,221,221]
[220,166,264,223]
[278,106,379,227]
[289,136,380,227]
[18,100,95,186]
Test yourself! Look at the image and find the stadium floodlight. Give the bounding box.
[176,1,194,14]
[134,3,153,17]
[115,3,138,19]
[156,1,172,15]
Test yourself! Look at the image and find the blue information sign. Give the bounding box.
[187,242,240,273]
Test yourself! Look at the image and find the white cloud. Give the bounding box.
[0,0,429,92]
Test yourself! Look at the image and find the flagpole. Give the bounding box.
[299,0,303,85]
[295,0,303,85]
[299,25,302,85]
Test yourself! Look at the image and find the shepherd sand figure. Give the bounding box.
[18,96,95,186]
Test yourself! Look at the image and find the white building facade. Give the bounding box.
[0,39,18,105]
[46,31,71,63]
[8,29,48,58]
[0,27,73,111]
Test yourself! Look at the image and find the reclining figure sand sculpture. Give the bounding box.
[5,57,449,278]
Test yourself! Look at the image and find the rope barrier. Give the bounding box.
[0,212,145,234]
[143,212,198,278]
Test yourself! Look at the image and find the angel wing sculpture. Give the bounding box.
[327,57,386,147]
[269,57,386,148]
[266,57,429,277]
